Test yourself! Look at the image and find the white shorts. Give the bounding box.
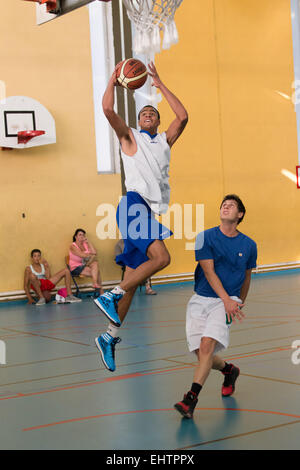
[186,293,242,355]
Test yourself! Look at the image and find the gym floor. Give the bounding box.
[0,271,299,450]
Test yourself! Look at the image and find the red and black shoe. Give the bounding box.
[174,392,198,419]
[221,364,240,397]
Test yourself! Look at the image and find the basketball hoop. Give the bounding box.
[18,130,45,144]
[1,131,45,149]
[23,0,58,13]
[122,0,183,55]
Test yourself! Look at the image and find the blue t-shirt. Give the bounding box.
[194,226,257,298]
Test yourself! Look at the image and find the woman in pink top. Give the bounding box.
[69,228,104,294]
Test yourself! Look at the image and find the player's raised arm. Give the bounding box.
[102,66,135,153]
[148,61,188,148]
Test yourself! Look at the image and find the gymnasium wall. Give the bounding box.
[0,0,299,294]
[156,0,300,273]
[0,2,122,292]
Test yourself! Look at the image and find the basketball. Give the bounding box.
[116,58,148,90]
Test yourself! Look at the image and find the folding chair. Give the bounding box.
[65,255,81,298]
[65,256,100,299]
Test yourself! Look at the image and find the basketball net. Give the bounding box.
[122,0,183,55]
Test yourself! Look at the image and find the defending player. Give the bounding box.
[174,195,257,419]
[94,61,188,371]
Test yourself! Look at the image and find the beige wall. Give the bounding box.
[0,2,122,291]
[0,0,300,293]
[156,0,300,272]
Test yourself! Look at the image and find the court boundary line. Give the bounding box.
[22,407,300,432]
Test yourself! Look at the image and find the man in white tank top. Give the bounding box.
[24,249,82,305]
[94,62,188,372]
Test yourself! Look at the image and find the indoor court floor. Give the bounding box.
[0,271,300,450]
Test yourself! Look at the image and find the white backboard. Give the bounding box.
[0,96,56,149]
[36,0,98,25]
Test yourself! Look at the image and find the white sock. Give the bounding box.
[107,323,120,338]
[111,285,126,295]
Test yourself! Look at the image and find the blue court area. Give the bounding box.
[0,271,299,450]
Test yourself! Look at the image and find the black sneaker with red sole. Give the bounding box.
[174,393,198,419]
[222,364,240,397]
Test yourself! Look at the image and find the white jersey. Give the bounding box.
[120,128,171,214]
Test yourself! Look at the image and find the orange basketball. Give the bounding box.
[116,58,148,90]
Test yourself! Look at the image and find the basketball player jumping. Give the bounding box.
[94,61,188,372]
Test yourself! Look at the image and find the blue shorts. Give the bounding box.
[116,191,172,269]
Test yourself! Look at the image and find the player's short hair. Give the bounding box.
[138,105,160,120]
[220,194,246,225]
[31,249,41,257]
[73,228,86,242]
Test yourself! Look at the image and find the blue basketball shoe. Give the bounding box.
[95,333,121,372]
[93,291,123,327]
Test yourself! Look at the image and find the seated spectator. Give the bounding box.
[24,249,81,305]
[69,229,104,294]
[114,239,157,295]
